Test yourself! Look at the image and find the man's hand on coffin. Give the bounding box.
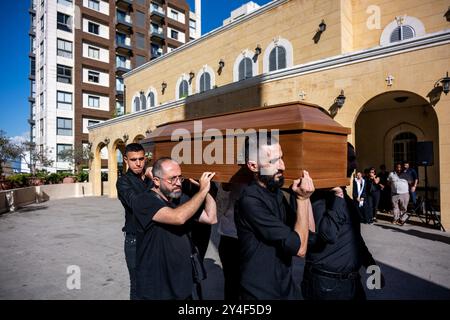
[291,170,315,200]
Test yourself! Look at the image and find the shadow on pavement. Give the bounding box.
[377,224,450,245]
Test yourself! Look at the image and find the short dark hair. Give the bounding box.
[152,157,176,178]
[124,143,144,156]
[244,131,279,163]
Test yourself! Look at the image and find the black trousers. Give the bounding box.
[124,233,137,300]
[218,235,240,300]
[301,266,366,300]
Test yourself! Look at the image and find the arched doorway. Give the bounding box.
[355,90,440,210]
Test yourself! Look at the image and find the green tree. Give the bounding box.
[19,141,54,175]
[58,145,93,174]
[0,130,22,176]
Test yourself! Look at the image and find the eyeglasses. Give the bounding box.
[126,157,145,162]
[155,175,185,185]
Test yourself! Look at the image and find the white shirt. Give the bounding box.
[388,172,409,194]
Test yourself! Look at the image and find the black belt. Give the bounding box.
[307,265,359,280]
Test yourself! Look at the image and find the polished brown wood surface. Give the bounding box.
[142,101,351,188]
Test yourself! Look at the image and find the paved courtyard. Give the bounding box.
[0,196,449,300]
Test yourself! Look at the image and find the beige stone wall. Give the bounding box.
[352,0,449,51]
[89,0,450,229]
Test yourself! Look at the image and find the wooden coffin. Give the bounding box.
[141,101,351,189]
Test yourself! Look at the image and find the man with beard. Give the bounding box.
[132,157,217,300]
[299,143,383,300]
[234,133,315,300]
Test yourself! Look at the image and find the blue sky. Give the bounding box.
[0,0,272,139]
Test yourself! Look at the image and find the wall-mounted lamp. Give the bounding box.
[103,138,110,146]
[318,19,327,33]
[435,72,450,95]
[122,134,129,143]
[189,71,195,83]
[313,20,327,44]
[335,90,346,107]
[218,59,225,75]
[255,44,262,56]
[161,81,167,94]
[444,6,450,22]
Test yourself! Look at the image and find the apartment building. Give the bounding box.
[28,0,199,172]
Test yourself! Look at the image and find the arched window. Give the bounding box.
[133,96,140,112]
[147,91,155,108]
[233,50,258,82]
[379,16,425,46]
[390,25,415,43]
[196,66,215,94]
[140,92,146,111]
[263,38,293,73]
[393,132,417,164]
[199,72,211,92]
[238,58,253,81]
[269,46,286,71]
[179,80,189,99]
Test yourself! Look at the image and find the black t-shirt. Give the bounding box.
[234,181,301,300]
[116,170,153,234]
[132,190,194,300]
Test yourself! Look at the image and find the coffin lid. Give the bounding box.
[143,101,351,143]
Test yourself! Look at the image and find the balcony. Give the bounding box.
[150,26,165,42]
[150,47,163,59]
[29,26,36,36]
[28,96,36,103]
[116,0,133,11]
[116,16,133,33]
[28,119,36,126]
[150,6,165,22]
[115,40,133,55]
[29,5,36,15]
[116,64,131,76]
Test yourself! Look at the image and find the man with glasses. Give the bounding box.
[116,143,153,300]
[132,157,217,300]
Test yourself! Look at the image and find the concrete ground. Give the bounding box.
[0,197,449,300]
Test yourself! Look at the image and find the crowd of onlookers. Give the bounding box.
[352,161,419,225]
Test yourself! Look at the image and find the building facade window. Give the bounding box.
[57,117,72,136]
[269,46,286,71]
[136,32,145,49]
[40,93,44,110]
[196,66,216,93]
[88,21,99,35]
[88,119,100,127]
[116,55,127,68]
[40,40,44,61]
[88,46,100,59]
[88,95,100,108]
[57,38,73,58]
[380,16,425,46]
[57,144,72,162]
[171,30,179,40]
[88,70,100,83]
[390,25,415,43]
[179,80,188,98]
[116,32,127,45]
[135,55,146,67]
[136,11,145,27]
[40,15,44,32]
[57,12,72,32]
[134,96,140,112]
[233,50,258,82]
[145,87,158,108]
[239,58,253,81]
[40,66,44,85]
[57,91,72,110]
[169,10,178,21]
[263,38,293,73]
[39,119,44,136]
[116,77,124,92]
[393,132,417,164]
[199,72,211,92]
[140,92,146,110]
[57,64,72,84]
[88,0,100,11]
